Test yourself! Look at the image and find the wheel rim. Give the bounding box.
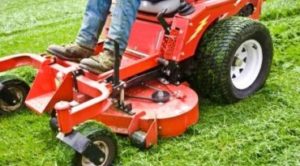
[81,140,109,166]
[0,86,24,112]
[231,39,263,90]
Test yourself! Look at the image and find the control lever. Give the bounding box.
[111,39,121,86]
[110,39,134,115]
[157,9,171,35]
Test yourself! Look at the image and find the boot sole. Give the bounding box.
[79,64,104,74]
[47,49,82,63]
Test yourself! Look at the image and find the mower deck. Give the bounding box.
[94,80,199,138]
[0,52,198,147]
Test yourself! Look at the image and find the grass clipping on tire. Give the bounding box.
[191,17,273,103]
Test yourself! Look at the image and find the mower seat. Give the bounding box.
[139,0,181,15]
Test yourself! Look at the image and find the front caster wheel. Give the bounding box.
[73,123,118,166]
[0,75,30,114]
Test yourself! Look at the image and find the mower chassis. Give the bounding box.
[0,0,265,163]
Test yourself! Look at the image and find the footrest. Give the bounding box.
[25,92,55,114]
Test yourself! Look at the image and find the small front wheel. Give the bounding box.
[73,124,118,166]
[0,75,30,114]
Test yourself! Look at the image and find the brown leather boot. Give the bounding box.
[79,50,115,74]
[47,44,94,62]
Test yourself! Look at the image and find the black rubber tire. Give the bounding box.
[72,122,118,166]
[49,117,59,132]
[49,110,59,132]
[191,17,273,103]
[0,75,30,114]
[130,131,147,149]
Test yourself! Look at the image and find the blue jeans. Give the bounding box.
[76,0,141,55]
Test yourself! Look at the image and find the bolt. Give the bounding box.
[165,70,171,76]
[157,91,165,97]
[160,78,169,85]
[100,157,104,162]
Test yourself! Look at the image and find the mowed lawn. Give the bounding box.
[0,0,299,165]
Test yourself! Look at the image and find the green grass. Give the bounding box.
[0,0,300,165]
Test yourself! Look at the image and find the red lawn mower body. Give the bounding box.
[0,0,264,148]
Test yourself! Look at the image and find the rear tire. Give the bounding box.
[191,17,273,103]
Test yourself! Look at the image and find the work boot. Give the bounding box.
[79,50,115,74]
[47,44,94,62]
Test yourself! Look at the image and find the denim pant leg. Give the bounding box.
[104,0,141,55]
[76,0,112,49]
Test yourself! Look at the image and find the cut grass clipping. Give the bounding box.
[0,0,299,165]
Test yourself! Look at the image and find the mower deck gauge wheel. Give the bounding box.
[130,131,147,149]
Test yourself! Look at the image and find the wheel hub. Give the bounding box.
[81,140,109,166]
[0,86,24,112]
[231,39,263,90]
[233,57,244,67]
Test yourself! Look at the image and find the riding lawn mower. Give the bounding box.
[0,0,273,165]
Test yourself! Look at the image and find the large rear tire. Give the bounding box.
[191,17,273,103]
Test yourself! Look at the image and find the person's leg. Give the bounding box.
[104,0,141,55]
[76,0,112,49]
[80,0,141,73]
[47,0,112,62]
